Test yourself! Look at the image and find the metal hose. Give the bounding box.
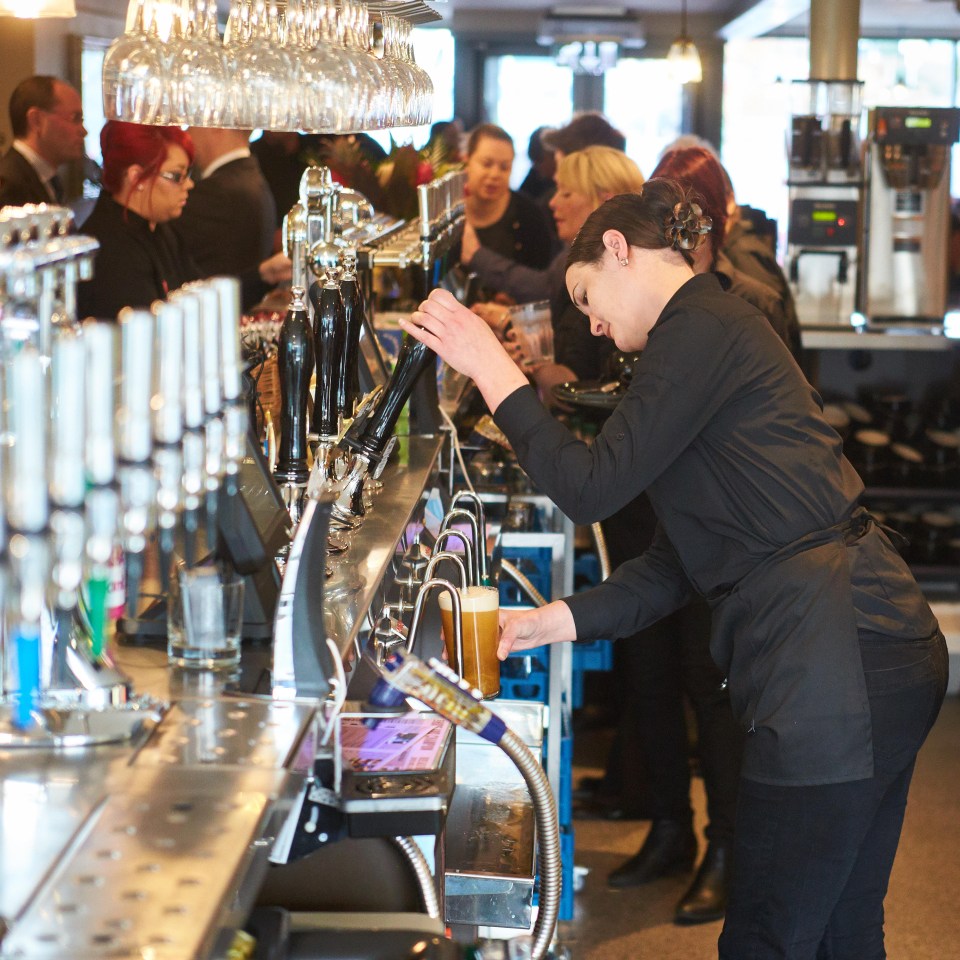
[500,558,548,608]
[590,522,611,580]
[499,729,561,960]
[391,835,440,921]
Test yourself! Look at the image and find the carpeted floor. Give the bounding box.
[558,695,960,959]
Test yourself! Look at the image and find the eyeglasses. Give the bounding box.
[158,170,190,186]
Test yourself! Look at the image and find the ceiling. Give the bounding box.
[426,0,960,40]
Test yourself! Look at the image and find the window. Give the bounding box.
[603,58,685,178]
[484,56,573,188]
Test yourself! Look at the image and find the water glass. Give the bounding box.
[167,565,245,669]
[508,301,555,368]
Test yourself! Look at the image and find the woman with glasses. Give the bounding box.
[78,120,198,320]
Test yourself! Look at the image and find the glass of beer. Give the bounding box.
[437,585,500,698]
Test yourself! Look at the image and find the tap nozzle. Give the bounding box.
[439,508,481,585]
[424,551,467,591]
[406,577,462,674]
[434,529,474,587]
[451,490,489,585]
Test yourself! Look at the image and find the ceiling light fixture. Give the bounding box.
[667,0,702,85]
[0,0,76,17]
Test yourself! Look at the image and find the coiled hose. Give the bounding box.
[392,835,440,921]
[498,728,562,960]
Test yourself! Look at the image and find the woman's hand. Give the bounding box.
[461,222,480,266]
[259,251,292,285]
[401,289,529,411]
[498,601,578,660]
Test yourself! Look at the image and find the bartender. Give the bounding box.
[400,179,948,959]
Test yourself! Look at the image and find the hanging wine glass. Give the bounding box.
[297,0,348,133]
[378,15,410,127]
[169,0,226,126]
[235,0,287,129]
[221,0,250,128]
[339,1,383,130]
[401,18,434,127]
[101,0,166,125]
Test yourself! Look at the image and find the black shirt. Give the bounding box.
[494,273,937,786]
[474,191,557,271]
[78,195,199,320]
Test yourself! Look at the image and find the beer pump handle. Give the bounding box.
[176,290,205,565]
[275,286,314,484]
[341,334,436,462]
[339,257,364,419]
[196,284,225,546]
[212,277,246,490]
[8,345,48,535]
[309,277,345,439]
[50,329,86,512]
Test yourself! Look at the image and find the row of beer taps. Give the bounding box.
[272,164,468,537]
[0,203,246,745]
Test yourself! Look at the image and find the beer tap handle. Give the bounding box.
[196,283,225,548]
[275,286,314,498]
[7,345,49,727]
[152,299,185,590]
[83,321,118,658]
[309,275,345,441]
[341,333,436,464]
[339,253,365,420]
[175,289,205,566]
[117,308,155,618]
[212,277,246,495]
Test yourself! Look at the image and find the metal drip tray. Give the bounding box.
[0,768,288,959]
[133,698,315,770]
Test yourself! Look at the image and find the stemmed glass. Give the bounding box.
[339,1,384,130]
[168,0,226,126]
[101,0,167,125]
[297,1,352,133]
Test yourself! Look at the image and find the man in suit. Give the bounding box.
[0,76,86,209]
[173,127,277,310]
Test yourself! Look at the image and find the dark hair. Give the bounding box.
[566,178,707,270]
[528,126,554,163]
[651,147,727,259]
[542,112,626,154]
[9,75,60,139]
[100,121,194,195]
[466,123,514,157]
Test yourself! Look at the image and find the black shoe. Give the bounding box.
[674,842,732,925]
[607,819,697,889]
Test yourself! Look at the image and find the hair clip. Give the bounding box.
[664,201,712,252]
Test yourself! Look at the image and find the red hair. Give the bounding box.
[650,146,728,258]
[100,121,194,195]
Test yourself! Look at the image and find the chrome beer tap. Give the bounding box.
[174,289,206,565]
[434,529,475,588]
[450,490,490,585]
[274,286,315,524]
[338,249,365,422]
[406,578,462,671]
[82,321,120,660]
[212,277,247,498]
[116,308,156,619]
[439,508,482,587]
[195,283,225,548]
[152,299,186,589]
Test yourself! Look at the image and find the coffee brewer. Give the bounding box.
[857,106,960,327]
[786,79,864,327]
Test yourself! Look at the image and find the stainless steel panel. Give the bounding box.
[0,768,288,960]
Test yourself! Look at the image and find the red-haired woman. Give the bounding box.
[78,120,198,319]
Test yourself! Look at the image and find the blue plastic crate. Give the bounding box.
[498,645,551,703]
[499,545,553,607]
[559,825,576,921]
[573,639,614,673]
[556,730,573,826]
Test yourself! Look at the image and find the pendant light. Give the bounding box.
[0,0,76,16]
[667,0,702,85]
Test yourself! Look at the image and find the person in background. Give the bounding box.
[427,118,464,163]
[463,123,556,272]
[250,130,310,235]
[518,127,557,202]
[542,111,626,161]
[0,75,86,208]
[402,180,947,960]
[466,146,644,395]
[173,127,276,310]
[77,121,198,320]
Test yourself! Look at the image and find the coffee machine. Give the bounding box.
[786,79,864,327]
[857,106,960,327]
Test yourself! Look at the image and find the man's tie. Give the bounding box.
[48,173,64,203]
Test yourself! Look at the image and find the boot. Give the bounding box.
[607,819,697,889]
[674,841,732,925]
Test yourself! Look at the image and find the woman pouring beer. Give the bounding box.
[399,178,948,960]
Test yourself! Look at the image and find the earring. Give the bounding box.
[619,256,629,267]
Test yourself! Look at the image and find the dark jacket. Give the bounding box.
[77,195,200,320]
[495,273,937,786]
[0,147,52,208]
[473,191,557,271]
[172,155,276,309]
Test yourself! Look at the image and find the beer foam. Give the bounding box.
[438,585,499,612]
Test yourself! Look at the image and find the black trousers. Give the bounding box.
[600,495,744,842]
[718,630,949,960]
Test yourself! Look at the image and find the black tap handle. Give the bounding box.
[339,273,364,419]
[310,278,345,438]
[342,333,436,462]
[276,288,314,483]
